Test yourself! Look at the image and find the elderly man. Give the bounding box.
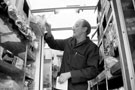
[44,19,99,90]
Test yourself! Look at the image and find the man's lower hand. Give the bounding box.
[58,72,71,84]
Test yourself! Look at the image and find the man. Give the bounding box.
[44,19,99,90]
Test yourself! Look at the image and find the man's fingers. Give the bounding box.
[45,22,51,33]
[58,77,64,84]
[45,22,51,27]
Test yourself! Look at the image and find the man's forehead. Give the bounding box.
[75,19,83,25]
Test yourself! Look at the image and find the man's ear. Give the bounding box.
[83,27,87,33]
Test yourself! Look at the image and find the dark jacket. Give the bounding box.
[44,33,99,90]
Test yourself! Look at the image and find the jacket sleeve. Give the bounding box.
[70,45,99,84]
[44,33,67,51]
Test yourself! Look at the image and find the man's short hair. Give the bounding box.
[82,19,91,35]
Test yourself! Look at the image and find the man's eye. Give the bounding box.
[76,25,79,27]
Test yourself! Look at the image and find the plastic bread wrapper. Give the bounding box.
[30,15,47,36]
[15,20,36,41]
[104,56,118,69]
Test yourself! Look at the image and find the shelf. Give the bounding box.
[0,16,26,56]
[25,73,34,80]
[27,49,36,62]
[25,68,35,80]
[25,74,34,80]
[0,24,36,61]
[30,22,45,36]
[97,74,123,89]
[90,70,106,87]
[0,41,36,61]
[110,61,121,75]
[0,41,26,55]
[0,60,24,81]
[90,61,120,87]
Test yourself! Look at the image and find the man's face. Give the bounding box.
[72,20,85,38]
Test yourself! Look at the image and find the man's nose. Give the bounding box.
[72,26,75,30]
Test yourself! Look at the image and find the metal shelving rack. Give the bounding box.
[0,0,45,90]
[90,0,135,90]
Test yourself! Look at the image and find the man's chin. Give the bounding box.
[73,35,76,38]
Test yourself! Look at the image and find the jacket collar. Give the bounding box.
[70,37,90,48]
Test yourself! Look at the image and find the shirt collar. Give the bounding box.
[71,37,90,48]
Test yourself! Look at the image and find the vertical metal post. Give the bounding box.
[105,68,109,90]
[39,36,44,90]
[23,44,28,89]
[34,36,44,90]
[97,82,99,90]
[111,0,135,90]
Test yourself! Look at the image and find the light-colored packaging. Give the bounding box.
[0,47,4,60]
[13,56,24,70]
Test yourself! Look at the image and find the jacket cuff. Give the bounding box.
[71,70,86,84]
[44,33,52,40]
